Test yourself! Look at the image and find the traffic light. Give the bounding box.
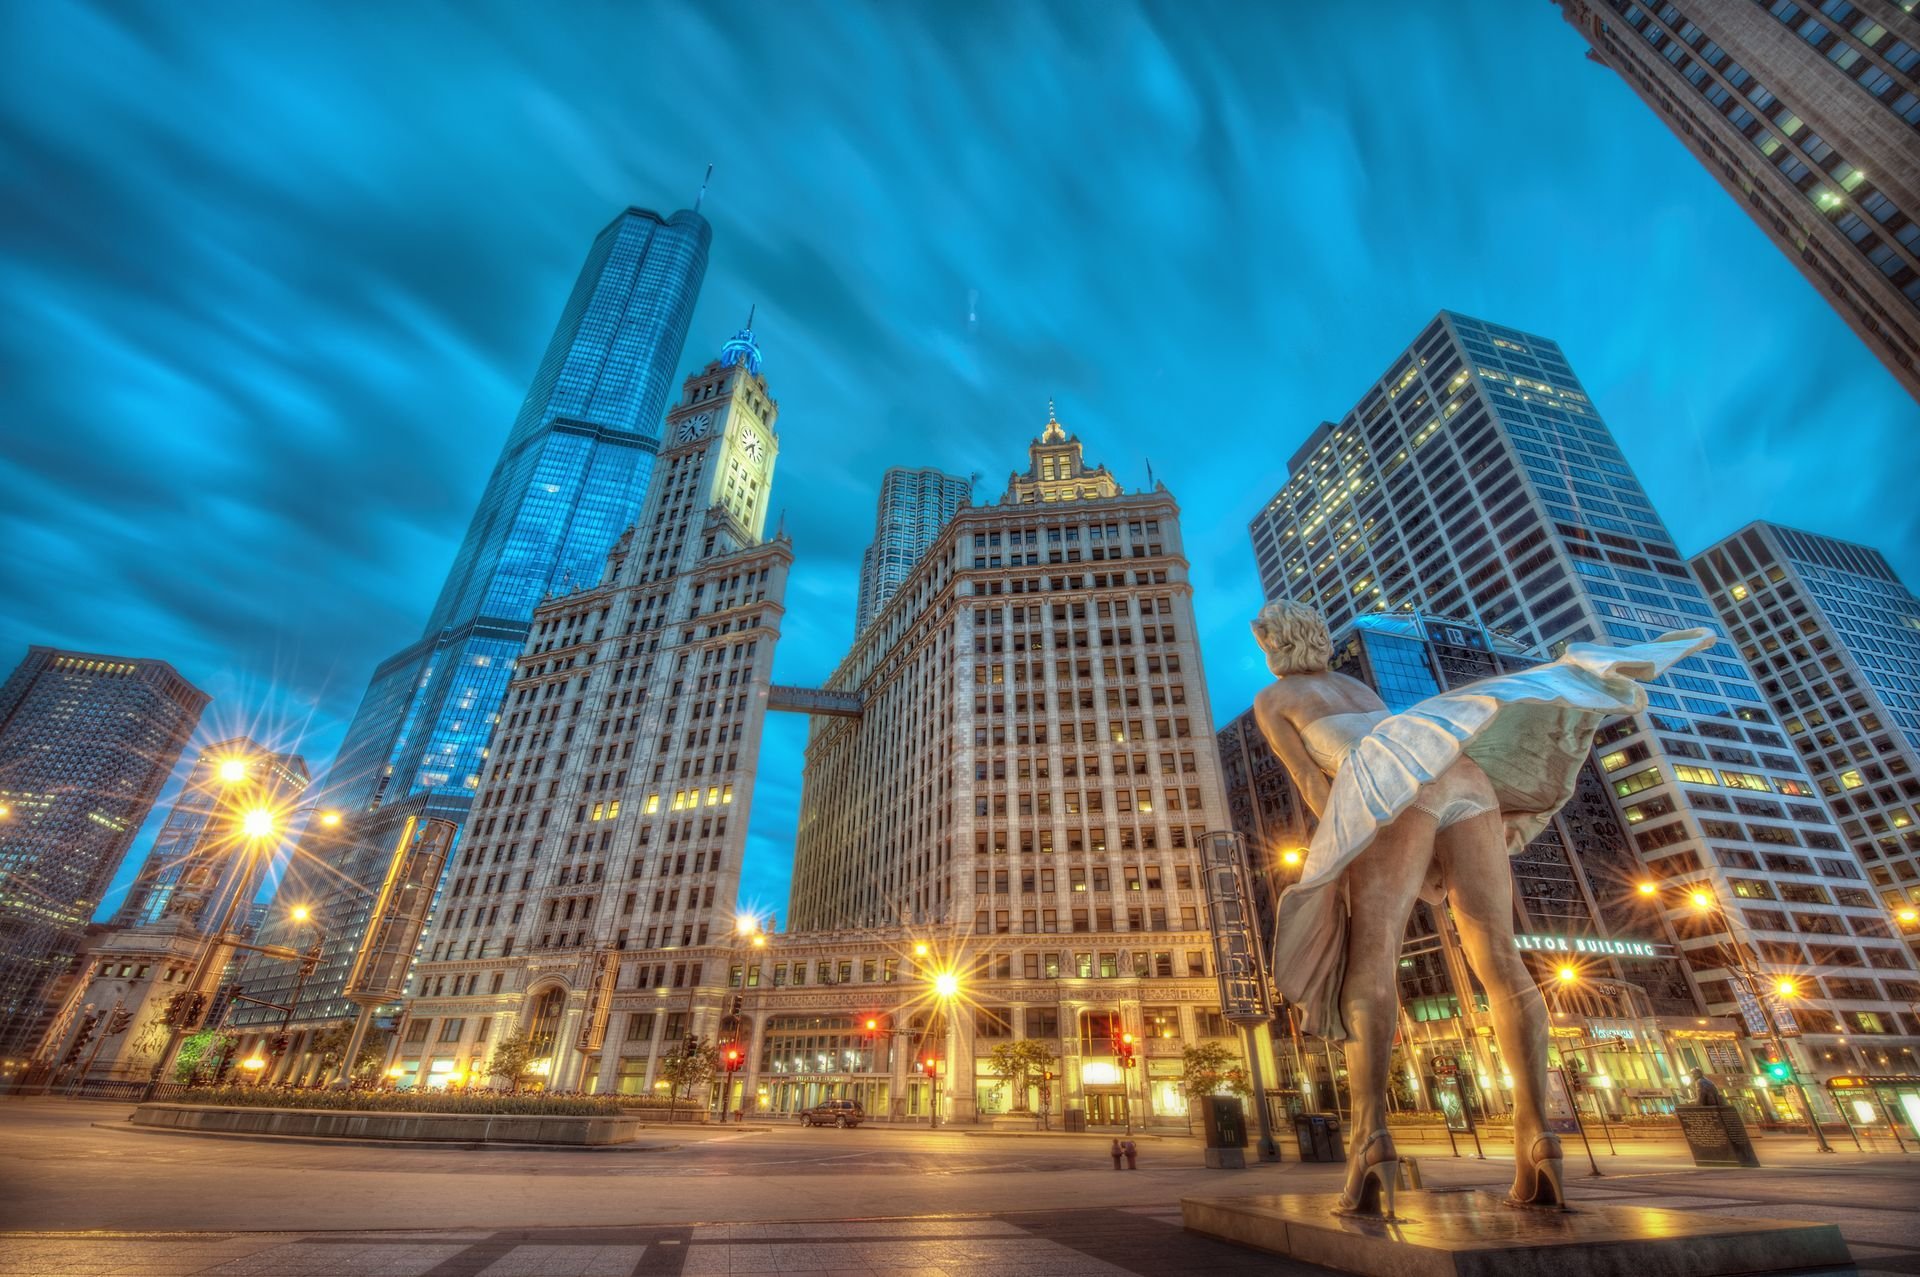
[1564,1057,1585,1091]
[1113,1028,1137,1069]
[730,994,744,1017]
[63,1013,100,1067]
[105,1006,133,1036]
[1763,1053,1793,1084]
[268,1034,291,1059]
[864,1017,880,1035]
[921,1053,938,1074]
[723,1045,743,1073]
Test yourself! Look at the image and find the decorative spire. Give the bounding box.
[1042,397,1065,442]
[720,303,763,375]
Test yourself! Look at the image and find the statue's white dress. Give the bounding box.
[1271,629,1716,1039]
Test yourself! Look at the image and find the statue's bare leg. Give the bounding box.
[1439,809,1561,1206]
[1336,811,1435,1213]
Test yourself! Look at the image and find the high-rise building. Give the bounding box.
[1555,0,1920,400]
[853,467,972,635]
[1219,612,1717,1116]
[113,739,310,931]
[1248,311,1919,1105]
[234,203,710,1034]
[787,409,1241,1125]
[1692,522,1920,953]
[0,648,208,1059]
[254,322,793,1090]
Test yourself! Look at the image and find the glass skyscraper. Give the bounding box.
[235,203,710,1033]
[1248,311,1919,1107]
[326,205,712,813]
[853,467,972,634]
[1692,522,1920,954]
[0,648,208,1062]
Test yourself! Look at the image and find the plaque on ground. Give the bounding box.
[1675,1103,1761,1168]
[1182,1190,1847,1277]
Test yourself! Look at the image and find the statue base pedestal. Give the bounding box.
[1180,1190,1848,1277]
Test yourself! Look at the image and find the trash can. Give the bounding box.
[1293,1112,1345,1163]
[1064,1107,1086,1133]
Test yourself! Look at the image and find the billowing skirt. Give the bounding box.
[1272,629,1715,1040]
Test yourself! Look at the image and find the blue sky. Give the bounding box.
[2,1,1914,925]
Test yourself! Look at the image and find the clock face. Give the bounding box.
[739,432,764,464]
[675,411,714,443]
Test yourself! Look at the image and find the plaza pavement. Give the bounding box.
[2,1097,1916,1276]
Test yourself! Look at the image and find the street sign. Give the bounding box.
[1432,1055,1459,1079]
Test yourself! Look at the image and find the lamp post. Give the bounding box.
[1641,880,1833,1153]
[143,759,325,1098]
[929,966,959,1129]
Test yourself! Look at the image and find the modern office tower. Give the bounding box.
[0,648,208,1059]
[233,203,710,1036]
[1555,0,1920,400]
[1219,612,1714,1116]
[785,409,1239,1126]
[266,323,792,1092]
[853,467,972,635]
[1248,311,1918,1108]
[1693,523,1920,948]
[113,739,310,931]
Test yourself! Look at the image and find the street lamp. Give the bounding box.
[1640,879,1833,1153]
[927,967,960,1129]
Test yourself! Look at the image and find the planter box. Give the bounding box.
[128,1103,643,1146]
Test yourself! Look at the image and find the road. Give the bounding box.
[2,1098,1916,1275]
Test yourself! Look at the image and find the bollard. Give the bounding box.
[1111,1138,1124,1170]
[1123,1139,1138,1170]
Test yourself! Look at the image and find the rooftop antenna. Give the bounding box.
[1145,458,1156,491]
[745,302,756,329]
[694,163,713,211]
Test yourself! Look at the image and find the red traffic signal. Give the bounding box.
[723,1046,743,1071]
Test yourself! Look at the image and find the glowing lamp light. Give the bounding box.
[241,809,275,839]
[387,1066,405,1078]
[913,942,929,958]
[1280,849,1303,868]
[1557,966,1578,984]
[217,758,250,783]
[241,1056,265,1071]
[319,811,342,828]
[1898,908,1918,925]
[934,971,959,999]
[751,934,767,948]
[0,803,11,819]
[1775,979,1798,998]
[290,905,311,923]
[1689,890,1712,909]
[1636,882,1657,897]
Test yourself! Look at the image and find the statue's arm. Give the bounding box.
[1256,704,1331,821]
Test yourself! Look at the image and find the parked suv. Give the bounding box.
[799,1099,865,1128]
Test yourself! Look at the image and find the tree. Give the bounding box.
[658,1038,720,1122]
[173,1029,238,1084]
[1179,1042,1251,1132]
[985,1039,1056,1113]
[486,1035,540,1093]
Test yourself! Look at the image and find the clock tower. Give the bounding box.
[650,317,779,563]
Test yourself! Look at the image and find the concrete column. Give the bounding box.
[949,1002,977,1123]
[551,1005,587,1091]
[739,1009,769,1116]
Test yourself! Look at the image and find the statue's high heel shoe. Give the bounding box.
[1505,1133,1567,1211]
[1334,1129,1399,1219]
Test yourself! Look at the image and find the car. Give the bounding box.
[798,1099,865,1128]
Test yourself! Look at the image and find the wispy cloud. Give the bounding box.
[2,0,1912,914]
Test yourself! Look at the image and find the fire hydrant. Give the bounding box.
[1111,1138,1124,1170]
[1122,1139,1138,1170]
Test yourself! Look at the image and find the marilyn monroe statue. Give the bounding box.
[1251,600,1710,1216]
